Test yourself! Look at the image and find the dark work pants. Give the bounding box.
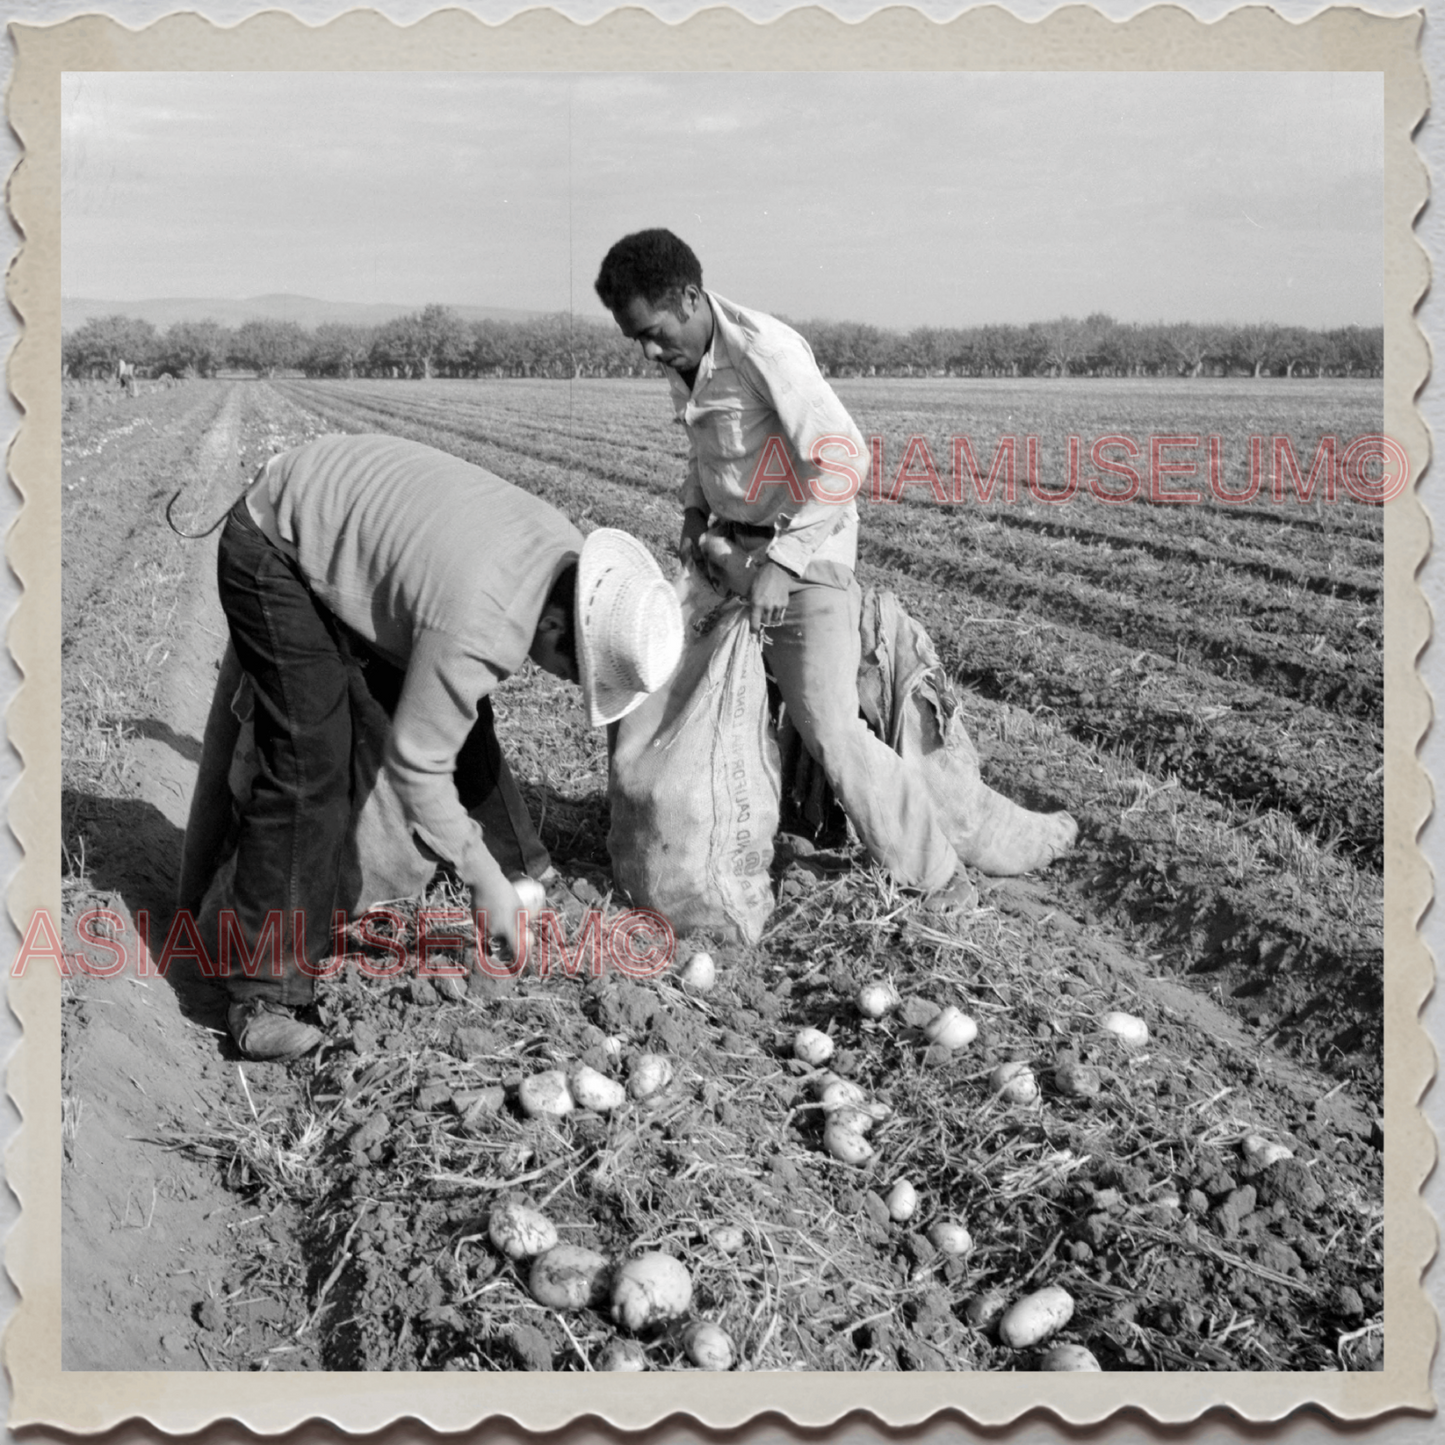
[215,499,537,1007]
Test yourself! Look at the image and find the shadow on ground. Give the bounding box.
[61,786,228,1035]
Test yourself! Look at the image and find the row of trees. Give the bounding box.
[62,306,1384,383]
[801,315,1383,379]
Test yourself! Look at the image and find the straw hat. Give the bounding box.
[576,528,683,727]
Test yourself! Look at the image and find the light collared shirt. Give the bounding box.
[669,292,865,583]
[246,433,582,877]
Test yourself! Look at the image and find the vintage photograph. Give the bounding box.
[53,64,1388,1379]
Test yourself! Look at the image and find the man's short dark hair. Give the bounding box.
[547,562,578,663]
[595,230,703,314]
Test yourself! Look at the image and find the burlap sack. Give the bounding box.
[607,585,780,944]
[857,589,1069,874]
[857,589,984,794]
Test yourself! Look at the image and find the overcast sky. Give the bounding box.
[61,70,1383,330]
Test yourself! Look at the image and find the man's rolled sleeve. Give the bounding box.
[383,630,502,878]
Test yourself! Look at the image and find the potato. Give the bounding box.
[830,1106,876,1136]
[856,981,900,1019]
[568,1063,626,1114]
[886,1179,918,1222]
[628,1053,674,1101]
[513,876,547,913]
[685,1320,736,1370]
[818,1076,866,1111]
[597,1338,647,1371]
[923,1005,977,1050]
[1241,1133,1294,1169]
[611,1252,693,1332]
[529,1244,611,1310]
[999,1285,1076,1349]
[1100,1011,1149,1048]
[927,1221,972,1256]
[793,1027,835,1066]
[679,951,716,991]
[488,1201,558,1261]
[990,1061,1040,1105]
[518,1069,574,1118]
[709,1224,745,1255]
[1041,1342,1102,1371]
[823,1119,873,1164]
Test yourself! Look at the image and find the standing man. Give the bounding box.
[595,229,1075,916]
[186,432,682,1060]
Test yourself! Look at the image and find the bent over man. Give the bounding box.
[595,229,1075,917]
[184,432,682,1060]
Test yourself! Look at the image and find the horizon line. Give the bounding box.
[62,294,1385,335]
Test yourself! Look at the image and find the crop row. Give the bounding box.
[877,563,1381,872]
[948,503,1380,602]
[955,510,1380,665]
[61,384,237,647]
[858,507,1380,722]
[841,460,1382,597]
[277,380,684,500]
[832,376,1385,523]
[851,435,1386,566]
[284,377,1383,589]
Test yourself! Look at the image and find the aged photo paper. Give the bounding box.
[4,3,1432,1435]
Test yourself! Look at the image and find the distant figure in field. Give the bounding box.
[115,359,137,397]
[594,228,1078,914]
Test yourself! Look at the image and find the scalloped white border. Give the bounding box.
[2,2,1433,1434]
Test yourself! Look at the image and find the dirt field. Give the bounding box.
[59,374,1384,1373]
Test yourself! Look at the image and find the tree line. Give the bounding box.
[62,304,1384,383]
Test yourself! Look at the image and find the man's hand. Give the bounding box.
[466,861,528,965]
[678,508,708,569]
[748,560,793,634]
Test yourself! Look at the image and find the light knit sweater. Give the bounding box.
[245,432,583,877]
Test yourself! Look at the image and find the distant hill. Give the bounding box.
[61,293,545,333]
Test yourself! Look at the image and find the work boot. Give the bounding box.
[920,870,979,923]
[227,1000,323,1061]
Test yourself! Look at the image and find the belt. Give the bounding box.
[717,520,775,544]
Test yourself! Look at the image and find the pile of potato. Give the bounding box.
[788,977,1161,1368]
[497,1026,738,1369]
[487,1200,735,1371]
[492,960,1157,1370]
